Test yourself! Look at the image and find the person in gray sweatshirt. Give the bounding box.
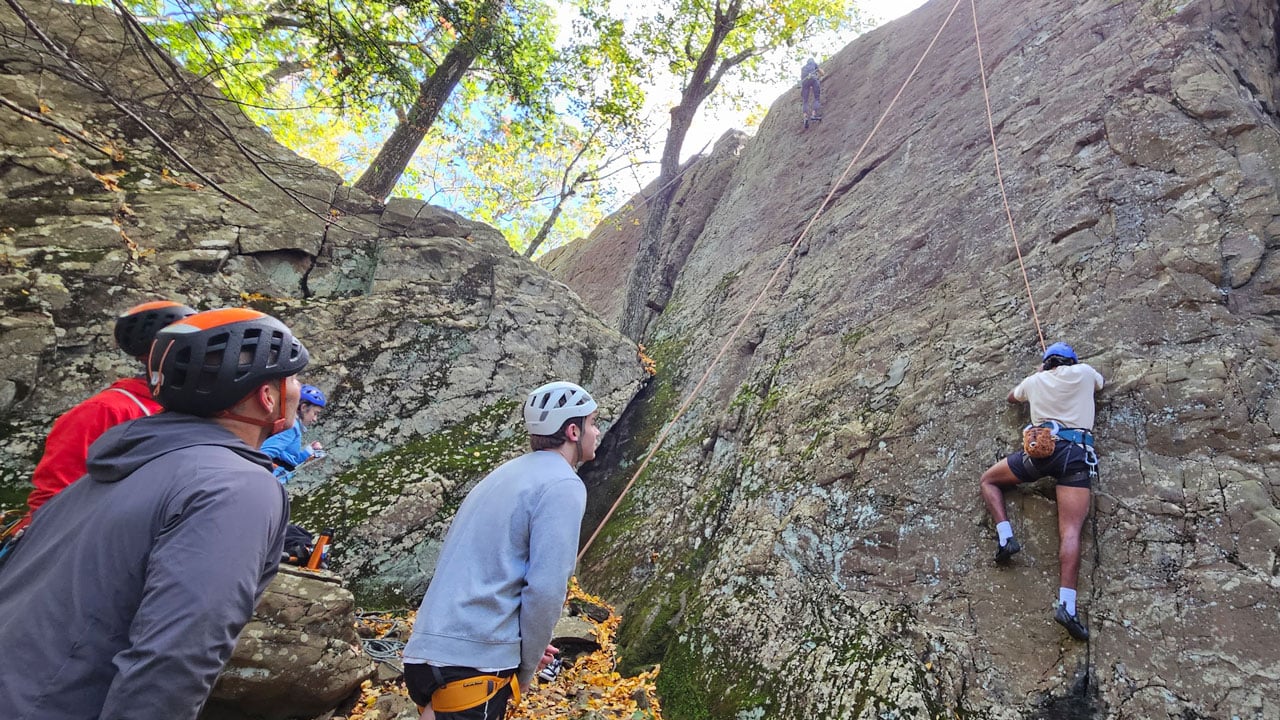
[403,380,601,719]
[0,308,309,720]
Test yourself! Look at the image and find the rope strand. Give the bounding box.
[969,0,1046,353]
[579,0,970,562]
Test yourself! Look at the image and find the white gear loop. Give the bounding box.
[524,381,598,435]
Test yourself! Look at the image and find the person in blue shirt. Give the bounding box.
[261,384,326,483]
[403,381,600,719]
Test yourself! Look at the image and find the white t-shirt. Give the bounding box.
[1012,363,1104,429]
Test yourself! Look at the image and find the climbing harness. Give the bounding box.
[1020,421,1099,486]
[579,0,973,562]
[416,673,520,715]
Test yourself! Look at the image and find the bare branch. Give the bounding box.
[4,0,257,210]
[586,158,658,185]
[705,47,755,93]
[108,0,345,223]
[0,94,116,158]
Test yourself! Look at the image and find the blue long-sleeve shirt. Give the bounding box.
[403,450,586,687]
[259,418,314,483]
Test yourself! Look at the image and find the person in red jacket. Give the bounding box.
[19,300,196,529]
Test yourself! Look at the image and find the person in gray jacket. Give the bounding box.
[0,307,309,720]
[403,381,601,720]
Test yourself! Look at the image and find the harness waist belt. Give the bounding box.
[431,673,520,713]
[1040,424,1093,446]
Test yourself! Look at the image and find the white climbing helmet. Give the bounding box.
[524,381,598,435]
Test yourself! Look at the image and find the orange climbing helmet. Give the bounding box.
[148,308,309,417]
[114,300,197,357]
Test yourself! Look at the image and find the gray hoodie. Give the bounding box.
[0,412,288,720]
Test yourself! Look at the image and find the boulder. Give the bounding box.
[0,0,647,608]
[202,567,374,720]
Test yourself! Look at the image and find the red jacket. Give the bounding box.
[23,377,161,525]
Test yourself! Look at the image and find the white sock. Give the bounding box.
[1059,587,1077,615]
[996,521,1013,545]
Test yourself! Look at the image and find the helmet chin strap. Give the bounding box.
[219,379,290,433]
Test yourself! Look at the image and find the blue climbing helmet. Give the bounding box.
[1043,342,1078,364]
[300,385,327,407]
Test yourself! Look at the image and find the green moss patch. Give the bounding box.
[657,623,774,720]
[289,399,521,533]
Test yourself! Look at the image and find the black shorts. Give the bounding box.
[1007,441,1094,489]
[404,663,517,720]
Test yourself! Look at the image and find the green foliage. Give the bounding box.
[625,0,859,106]
[289,398,521,533]
[106,0,557,116]
[94,0,651,252]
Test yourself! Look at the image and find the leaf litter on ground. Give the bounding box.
[338,578,663,720]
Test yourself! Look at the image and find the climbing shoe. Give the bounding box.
[993,537,1021,564]
[1055,603,1089,641]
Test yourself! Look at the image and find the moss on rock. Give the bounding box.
[289,399,521,534]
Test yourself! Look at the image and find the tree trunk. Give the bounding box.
[353,43,476,200]
[523,193,569,258]
[617,105,696,340]
[616,0,745,341]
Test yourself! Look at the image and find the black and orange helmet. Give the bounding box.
[114,300,197,357]
[148,308,309,417]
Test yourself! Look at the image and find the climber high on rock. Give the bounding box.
[800,56,823,128]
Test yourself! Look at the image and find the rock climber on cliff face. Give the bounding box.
[800,56,823,128]
[977,342,1104,641]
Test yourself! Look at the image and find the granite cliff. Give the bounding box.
[547,0,1280,717]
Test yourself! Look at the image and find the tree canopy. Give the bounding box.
[615,0,860,339]
[95,0,861,256]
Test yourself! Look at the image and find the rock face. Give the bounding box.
[202,567,374,720]
[0,0,646,605]
[551,1,1280,718]
[540,129,749,329]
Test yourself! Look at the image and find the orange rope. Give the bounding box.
[579,0,970,562]
[968,0,1045,353]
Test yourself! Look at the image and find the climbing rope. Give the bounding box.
[968,0,1046,354]
[579,0,972,562]
[361,637,407,663]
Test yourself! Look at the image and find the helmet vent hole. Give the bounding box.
[266,332,285,368]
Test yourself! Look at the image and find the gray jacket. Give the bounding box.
[0,413,288,720]
[403,450,586,687]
